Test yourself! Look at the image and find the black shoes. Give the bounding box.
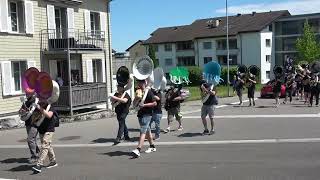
[46,161,58,169]
[32,164,42,173]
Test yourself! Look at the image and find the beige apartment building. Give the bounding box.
[0,0,113,117]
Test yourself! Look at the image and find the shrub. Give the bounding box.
[186,66,203,86]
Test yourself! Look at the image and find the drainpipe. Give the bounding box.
[106,1,113,110]
[196,39,200,67]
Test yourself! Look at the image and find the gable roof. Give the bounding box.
[126,40,144,51]
[143,10,290,44]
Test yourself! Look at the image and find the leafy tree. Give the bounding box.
[148,45,158,67]
[296,21,320,63]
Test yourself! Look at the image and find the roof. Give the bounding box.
[126,40,144,51]
[143,10,290,44]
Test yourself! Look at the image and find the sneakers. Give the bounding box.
[132,149,141,158]
[32,164,42,173]
[124,136,131,141]
[202,129,209,135]
[177,126,183,131]
[114,138,121,145]
[46,161,58,169]
[209,129,215,135]
[145,147,157,153]
[163,127,171,133]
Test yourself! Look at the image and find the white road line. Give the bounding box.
[164,114,320,119]
[0,179,17,180]
[1,138,320,149]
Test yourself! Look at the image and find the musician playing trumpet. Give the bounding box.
[235,73,245,105]
[110,84,132,144]
[283,73,294,104]
[246,73,257,106]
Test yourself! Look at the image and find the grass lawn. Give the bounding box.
[187,84,263,101]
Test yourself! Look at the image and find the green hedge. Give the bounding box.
[186,66,203,86]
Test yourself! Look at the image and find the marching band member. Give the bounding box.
[19,89,39,164]
[247,73,256,106]
[235,73,245,106]
[309,73,319,107]
[150,88,162,140]
[110,84,132,144]
[302,72,311,105]
[164,85,184,133]
[32,99,59,173]
[283,73,294,104]
[132,80,157,158]
[273,78,282,107]
[200,81,217,135]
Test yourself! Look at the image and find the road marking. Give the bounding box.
[163,114,320,119]
[2,138,320,149]
[0,179,17,180]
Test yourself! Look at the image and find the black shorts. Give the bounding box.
[304,85,311,93]
[248,88,255,98]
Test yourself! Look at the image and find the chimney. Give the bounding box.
[215,19,221,27]
[252,12,256,16]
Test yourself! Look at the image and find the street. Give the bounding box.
[1,97,320,180]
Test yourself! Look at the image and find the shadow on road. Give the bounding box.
[178,132,203,138]
[1,158,29,164]
[59,136,81,141]
[255,105,276,108]
[8,165,33,172]
[102,151,133,157]
[91,138,115,143]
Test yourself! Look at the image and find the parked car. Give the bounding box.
[260,80,286,98]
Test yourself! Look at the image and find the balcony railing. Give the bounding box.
[41,29,105,52]
[53,83,107,110]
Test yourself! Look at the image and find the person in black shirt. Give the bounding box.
[32,100,58,173]
[150,89,162,140]
[132,80,157,158]
[110,85,132,144]
[283,74,294,104]
[303,73,311,105]
[200,82,217,135]
[247,73,256,106]
[235,73,245,105]
[273,78,282,107]
[164,85,183,133]
[19,90,39,164]
[309,73,319,107]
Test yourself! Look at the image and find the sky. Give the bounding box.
[110,0,320,52]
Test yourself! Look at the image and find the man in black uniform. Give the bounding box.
[310,73,319,107]
[273,78,282,107]
[283,74,294,104]
[235,73,245,105]
[110,85,132,144]
[200,81,217,135]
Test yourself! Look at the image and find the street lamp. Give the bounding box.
[226,0,230,97]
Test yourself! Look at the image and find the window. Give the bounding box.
[204,57,212,64]
[217,55,237,65]
[54,7,67,38]
[266,55,271,63]
[90,12,100,35]
[176,41,194,51]
[12,61,27,92]
[165,58,173,66]
[269,25,273,31]
[9,2,18,32]
[92,59,103,83]
[203,42,212,50]
[216,39,237,50]
[8,1,25,33]
[177,56,195,66]
[266,39,271,47]
[266,71,270,79]
[164,44,172,51]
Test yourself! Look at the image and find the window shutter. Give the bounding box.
[25,1,34,34]
[84,10,91,33]
[46,4,56,38]
[49,60,57,79]
[27,61,36,69]
[102,59,106,82]
[100,12,106,36]
[86,60,93,82]
[67,8,74,37]
[1,61,12,96]
[0,0,9,32]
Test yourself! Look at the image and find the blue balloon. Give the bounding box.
[203,61,223,86]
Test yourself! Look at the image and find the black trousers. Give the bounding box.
[116,113,129,139]
[285,88,293,102]
[310,87,319,105]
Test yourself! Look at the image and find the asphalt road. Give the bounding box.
[0,96,320,179]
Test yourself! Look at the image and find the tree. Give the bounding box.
[296,21,320,63]
[148,45,158,67]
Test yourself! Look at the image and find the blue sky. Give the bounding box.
[110,0,320,52]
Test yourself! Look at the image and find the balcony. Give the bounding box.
[216,49,239,55]
[53,83,107,111]
[41,29,105,52]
